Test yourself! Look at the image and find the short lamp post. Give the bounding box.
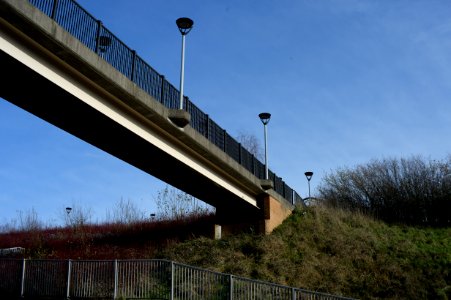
[259,112,271,180]
[176,17,194,110]
[65,207,72,226]
[304,171,313,199]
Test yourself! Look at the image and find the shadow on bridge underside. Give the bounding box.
[0,49,260,218]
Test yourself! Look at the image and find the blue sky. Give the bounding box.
[1,0,451,225]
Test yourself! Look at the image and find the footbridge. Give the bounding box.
[0,0,302,234]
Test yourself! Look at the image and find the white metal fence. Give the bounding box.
[0,259,356,299]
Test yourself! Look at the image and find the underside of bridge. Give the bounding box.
[1,49,261,224]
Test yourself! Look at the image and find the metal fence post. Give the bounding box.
[206,115,210,140]
[223,130,227,152]
[66,259,72,299]
[50,0,59,20]
[113,259,118,299]
[292,287,296,300]
[20,258,26,298]
[170,261,174,300]
[159,75,165,104]
[130,50,136,82]
[282,179,285,198]
[229,274,233,300]
[238,143,242,164]
[252,156,256,176]
[184,96,189,112]
[95,20,103,54]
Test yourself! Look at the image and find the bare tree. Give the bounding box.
[17,208,43,231]
[61,203,93,227]
[155,186,214,220]
[318,155,451,226]
[236,130,263,161]
[0,219,17,233]
[106,198,145,224]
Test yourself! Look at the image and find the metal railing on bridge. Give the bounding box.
[0,259,356,299]
[26,0,303,205]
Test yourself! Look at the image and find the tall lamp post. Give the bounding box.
[259,113,271,180]
[304,171,313,199]
[176,17,194,110]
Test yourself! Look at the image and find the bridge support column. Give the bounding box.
[215,194,293,237]
[260,194,293,235]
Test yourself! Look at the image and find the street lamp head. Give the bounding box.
[65,207,72,215]
[259,112,271,125]
[304,171,313,181]
[176,17,194,35]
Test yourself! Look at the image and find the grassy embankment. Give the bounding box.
[159,206,450,299]
[1,206,450,299]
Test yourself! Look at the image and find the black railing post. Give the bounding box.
[184,96,189,111]
[130,50,136,81]
[50,0,59,20]
[205,114,210,140]
[252,156,256,176]
[159,75,165,104]
[223,130,227,152]
[95,20,103,54]
[238,143,242,164]
[282,180,286,198]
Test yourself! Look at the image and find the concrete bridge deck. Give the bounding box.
[0,0,301,234]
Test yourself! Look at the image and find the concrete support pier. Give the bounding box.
[215,192,293,238]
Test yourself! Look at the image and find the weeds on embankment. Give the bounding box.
[158,205,451,300]
[1,205,449,299]
[0,213,216,259]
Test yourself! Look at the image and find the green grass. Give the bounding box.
[1,206,449,299]
[156,206,451,299]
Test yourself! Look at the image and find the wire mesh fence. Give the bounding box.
[0,259,356,300]
[26,0,302,205]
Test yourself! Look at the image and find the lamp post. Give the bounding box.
[259,112,271,180]
[304,171,313,199]
[65,207,72,226]
[176,17,194,110]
